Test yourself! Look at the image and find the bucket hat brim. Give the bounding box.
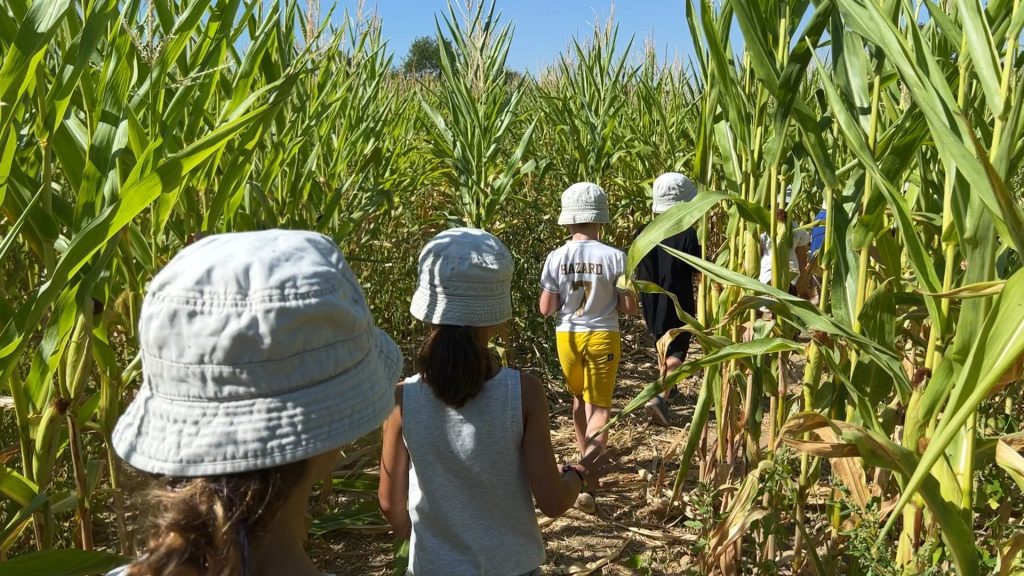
[557,210,610,225]
[409,285,512,327]
[112,329,401,477]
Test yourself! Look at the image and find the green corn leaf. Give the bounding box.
[923,0,964,48]
[954,0,1003,115]
[786,414,979,575]
[44,0,119,136]
[663,244,911,397]
[0,129,14,208]
[0,0,72,139]
[0,180,44,266]
[627,191,729,276]
[614,337,804,426]
[668,366,717,512]
[0,102,278,363]
[0,465,38,507]
[919,280,1005,298]
[50,117,87,195]
[880,268,1024,549]
[0,492,46,553]
[0,548,128,576]
[632,280,707,333]
[836,0,1024,254]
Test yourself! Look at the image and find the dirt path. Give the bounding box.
[312,320,705,575]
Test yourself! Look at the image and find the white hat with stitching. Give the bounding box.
[112,229,402,477]
[558,182,609,225]
[653,172,698,214]
[410,227,514,327]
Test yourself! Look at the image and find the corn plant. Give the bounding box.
[1,0,1023,573]
[0,0,419,563]
[535,19,637,220]
[420,0,536,231]
[624,0,1024,574]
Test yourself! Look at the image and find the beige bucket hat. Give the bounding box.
[558,182,610,225]
[409,228,514,327]
[652,172,698,214]
[112,230,402,477]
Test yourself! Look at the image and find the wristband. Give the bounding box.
[561,463,585,489]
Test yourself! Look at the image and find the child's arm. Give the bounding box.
[378,386,411,540]
[521,372,594,517]
[538,289,560,317]
[617,289,638,315]
[539,252,561,317]
[796,244,809,272]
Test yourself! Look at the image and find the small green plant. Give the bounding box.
[680,480,721,556]
[839,502,898,576]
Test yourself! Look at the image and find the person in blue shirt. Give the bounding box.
[809,206,826,255]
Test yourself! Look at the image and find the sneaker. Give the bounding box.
[575,491,596,514]
[645,395,671,427]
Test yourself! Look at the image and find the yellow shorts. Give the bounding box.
[555,331,621,408]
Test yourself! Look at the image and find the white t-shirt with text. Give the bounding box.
[540,239,626,332]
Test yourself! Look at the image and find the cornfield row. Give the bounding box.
[1,0,1023,574]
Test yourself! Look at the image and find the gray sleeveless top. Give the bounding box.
[403,368,545,576]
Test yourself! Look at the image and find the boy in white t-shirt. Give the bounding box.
[539,182,638,512]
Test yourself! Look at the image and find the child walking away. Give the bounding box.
[107,230,402,576]
[379,228,597,576]
[539,182,638,513]
[635,173,702,427]
[759,187,811,296]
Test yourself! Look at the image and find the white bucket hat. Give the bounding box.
[558,182,609,225]
[410,228,513,327]
[653,172,698,214]
[112,230,402,477]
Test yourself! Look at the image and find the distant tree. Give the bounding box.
[402,36,449,76]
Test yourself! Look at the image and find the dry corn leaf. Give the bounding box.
[995,440,1024,493]
[994,350,1024,390]
[778,413,871,509]
[1000,532,1024,576]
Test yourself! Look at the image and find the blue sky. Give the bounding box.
[330,1,730,73]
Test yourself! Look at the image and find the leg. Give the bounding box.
[572,395,588,455]
[659,331,692,401]
[648,332,690,425]
[658,355,684,400]
[557,332,586,454]
[580,331,619,465]
[582,402,610,463]
[573,332,618,515]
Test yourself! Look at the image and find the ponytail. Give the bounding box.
[416,325,493,408]
[127,460,308,576]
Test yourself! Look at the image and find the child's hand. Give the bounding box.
[566,462,599,492]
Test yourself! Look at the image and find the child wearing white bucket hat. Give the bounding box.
[108,230,401,576]
[379,228,596,576]
[635,172,703,426]
[538,182,638,513]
